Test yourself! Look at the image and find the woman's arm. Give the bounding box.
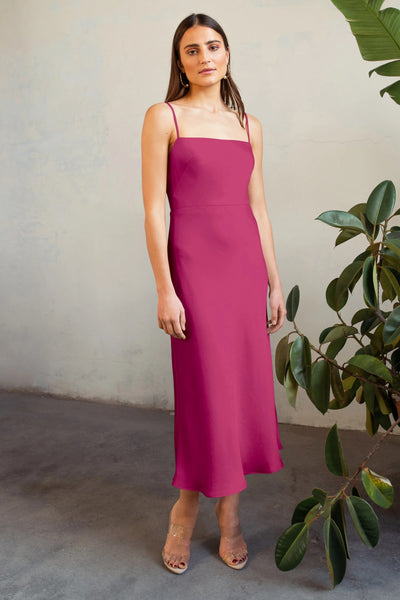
[141,103,186,339]
[247,114,286,334]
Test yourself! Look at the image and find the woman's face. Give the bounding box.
[178,25,229,88]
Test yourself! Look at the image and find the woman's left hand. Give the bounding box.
[267,287,287,334]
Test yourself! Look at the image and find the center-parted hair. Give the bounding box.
[165,13,246,129]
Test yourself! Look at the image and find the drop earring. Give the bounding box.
[179,71,189,88]
[223,64,231,80]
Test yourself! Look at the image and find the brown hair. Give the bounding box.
[165,13,246,129]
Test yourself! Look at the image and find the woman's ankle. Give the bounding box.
[171,497,199,523]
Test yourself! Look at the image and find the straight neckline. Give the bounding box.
[169,136,251,157]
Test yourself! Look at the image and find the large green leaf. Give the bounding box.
[311,488,327,506]
[330,364,346,403]
[366,180,396,224]
[381,247,400,271]
[275,335,290,385]
[311,360,331,414]
[284,363,298,408]
[326,337,347,359]
[320,324,358,343]
[345,495,380,548]
[312,488,330,518]
[275,522,310,571]
[384,238,400,255]
[291,496,320,525]
[352,307,375,325]
[331,0,400,59]
[286,285,299,322]
[375,387,391,415]
[336,261,363,303]
[325,424,349,477]
[347,354,393,382]
[379,79,400,104]
[330,0,400,105]
[381,266,400,299]
[333,203,374,246]
[383,305,400,345]
[349,202,376,235]
[290,335,312,390]
[360,316,381,336]
[363,381,376,413]
[368,322,385,355]
[335,228,361,246]
[329,389,355,410]
[380,266,396,302]
[324,518,347,588]
[316,210,365,231]
[370,58,400,76]
[326,278,348,311]
[366,405,380,435]
[362,255,378,308]
[361,467,394,508]
[331,498,350,559]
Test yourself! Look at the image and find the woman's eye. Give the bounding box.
[210,45,219,51]
[187,49,197,55]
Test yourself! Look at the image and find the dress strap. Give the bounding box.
[165,102,180,138]
[244,112,250,143]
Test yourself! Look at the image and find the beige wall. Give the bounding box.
[1,0,400,430]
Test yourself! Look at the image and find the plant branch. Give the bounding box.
[292,321,391,393]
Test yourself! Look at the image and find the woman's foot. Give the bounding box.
[162,496,199,574]
[215,498,248,569]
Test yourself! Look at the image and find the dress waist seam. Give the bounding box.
[170,202,250,212]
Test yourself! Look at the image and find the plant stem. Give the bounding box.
[307,415,400,527]
[292,321,390,393]
[344,414,400,492]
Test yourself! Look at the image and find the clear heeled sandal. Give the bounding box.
[218,522,248,570]
[161,521,194,574]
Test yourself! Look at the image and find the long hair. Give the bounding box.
[165,13,246,129]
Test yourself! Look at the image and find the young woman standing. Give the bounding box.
[141,13,286,574]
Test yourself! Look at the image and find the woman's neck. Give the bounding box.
[181,84,228,113]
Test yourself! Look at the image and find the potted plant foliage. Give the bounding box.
[274,0,400,588]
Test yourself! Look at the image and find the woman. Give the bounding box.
[141,13,286,574]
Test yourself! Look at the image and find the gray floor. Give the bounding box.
[0,389,399,600]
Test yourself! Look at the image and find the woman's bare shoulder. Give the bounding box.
[246,113,262,131]
[144,101,172,121]
[246,113,263,141]
[143,102,175,138]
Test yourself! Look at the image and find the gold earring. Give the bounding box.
[223,64,231,80]
[179,71,189,88]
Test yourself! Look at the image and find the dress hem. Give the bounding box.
[172,463,284,498]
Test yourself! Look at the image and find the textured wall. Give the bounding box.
[1,0,400,430]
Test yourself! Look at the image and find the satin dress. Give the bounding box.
[165,101,283,497]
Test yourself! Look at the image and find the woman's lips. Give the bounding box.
[199,68,215,73]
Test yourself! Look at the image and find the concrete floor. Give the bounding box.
[0,389,399,600]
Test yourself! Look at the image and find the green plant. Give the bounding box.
[274,180,400,587]
[330,0,400,105]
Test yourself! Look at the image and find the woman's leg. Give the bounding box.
[215,492,248,567]
[162,489,199,570]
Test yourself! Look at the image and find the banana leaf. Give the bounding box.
[330,0,400,104]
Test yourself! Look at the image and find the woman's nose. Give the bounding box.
[199,49,211,63]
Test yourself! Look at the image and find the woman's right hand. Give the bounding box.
[157,290,187,339]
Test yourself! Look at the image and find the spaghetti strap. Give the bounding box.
[244,112,250,143]
[165,101,180,138]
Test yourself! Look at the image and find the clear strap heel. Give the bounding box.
[218,522,248,570]
[162,521,194,574]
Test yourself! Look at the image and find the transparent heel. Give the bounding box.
[218,522,248,570]
[161,521,194,574]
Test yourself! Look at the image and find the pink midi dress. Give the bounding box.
[165,101,283,498]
